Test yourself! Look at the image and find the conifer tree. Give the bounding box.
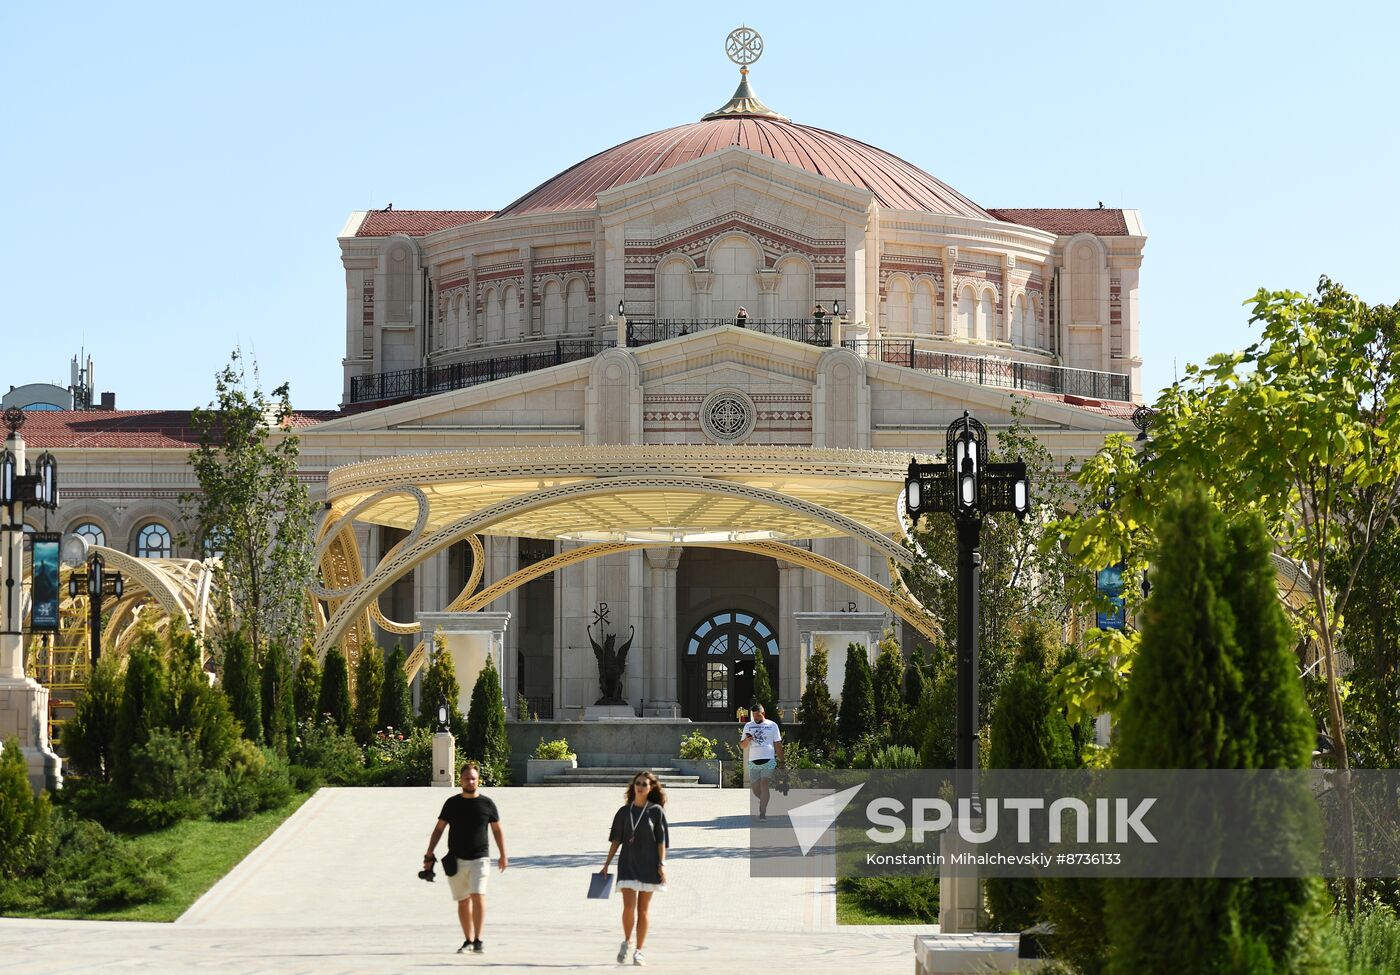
[112,638,170,790]
[352,641,385,744]
[293,641,321,724]
[220,630,262,744]
[418,632,464,731]
[872,631,906,743]
[837,642,876,749]
[317,647,353,733]
[379,643,413,732]
[752,651,776,716]
[463,654,509,784]
[799,643,839,760]
[261,640,297,756]
[901,648,928,749]
[916,650,957,770]
[63,654,125,782]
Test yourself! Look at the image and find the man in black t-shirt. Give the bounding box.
[424,762,508,954]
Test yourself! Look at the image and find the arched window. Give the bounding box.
[980,290,997,342]
[1071,241,1101,324]
[71,521,105,549]
[914,280,936,337]
[657,259,692,319]
[685,610,780,714]
[885,277,912,334]
[135,522,172,559]
[774,256,813,320]
[542,280,565,335]
[685,610,780,658]
[957,286,975,338]
[484,287,501,343]
[708,235,760,321]
[1012,294,1029,346]
[502,284,521,340]
[565,277,587,331]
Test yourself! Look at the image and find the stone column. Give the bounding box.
[522,245,537,336]
[757,268,780,320]
[643,547,682,716]
[690,268,713,319]
[942,247,958,338]
[466,255,478,344]
[777,561,808,712]
[1000,254,1014,344]
[0,428,62,792]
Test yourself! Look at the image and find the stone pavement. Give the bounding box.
[0,786,931,973]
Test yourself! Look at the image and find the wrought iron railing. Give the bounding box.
[519,694,554,720]
[626,318,831,347]
[842,340,1131,402]
[349,340,616,404]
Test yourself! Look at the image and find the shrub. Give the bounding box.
[220,630,262,744]
[0,809,167,913]
[677,730,717,760]
[799,644,839,760]
[379,643,413,732]
[837,642,876,749]
[752,651,776,715]
[916,651,957,770]
[351,641,385,745]
[869,744,919,769]
[292,716,365,784]
[112,637,170,790]
[362,726,465,787]
[0,738,51,879]
[292,641,321,724]
[462,654,510,785]
[261,640,297,757]
[209,742,293,820]
[123,729,206,830]
[165,632,240,776]
[532,738,576,761]
[838,876,939,922]
[63,653,125,782]
[1316,905,1400,974]
[317,647,353,734]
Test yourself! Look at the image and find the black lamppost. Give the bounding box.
[2,407,60,638]
[904,411,1029,797]
[67,553,123,668]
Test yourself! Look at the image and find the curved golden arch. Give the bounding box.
[312,476,913,657]
[458,539,940,644]
[367,534,487,634]
[70,547,190,626]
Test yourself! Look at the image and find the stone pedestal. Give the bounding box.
[0,676,63,793]
[938,826,982,934]
[582,703,635,720]
[431,731,456,787]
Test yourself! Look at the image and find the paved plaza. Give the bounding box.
[0,786,924,974]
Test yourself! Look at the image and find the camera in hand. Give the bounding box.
[419,854,436,882]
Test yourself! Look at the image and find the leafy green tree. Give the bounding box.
[352,641,385,744]
[112,638,170,790]
[873,631,907,744]
[752,651,776,717]
[63,654,125,782]
[293,641,321,724]
[379,644,413,732]
[219,631,262,744]
[418,632,463,731]
[986,623,1076,932]
[916,650,957,770]
[185,348,317,654]
[837,642,876,749]
[0,738,50,879]
[317,648,352,733]
[1107,485,1320,974]
[462,654,509,784]
[798,643,839,760]
[260,640,297,757]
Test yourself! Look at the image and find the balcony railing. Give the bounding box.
[626,318,831,347]
[842,339,1132,402]
[349,339,615,404]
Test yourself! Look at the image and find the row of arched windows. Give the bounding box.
[436,277,589,350]
[883,277,1044,348]
[61,520,202,559]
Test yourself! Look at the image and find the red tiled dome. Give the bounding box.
[495,117,990,220]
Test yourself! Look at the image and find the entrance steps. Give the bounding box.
[535,765,713,788]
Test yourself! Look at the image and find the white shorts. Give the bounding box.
[446,857,492,901]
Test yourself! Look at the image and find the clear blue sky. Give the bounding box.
[4,2,1396,410]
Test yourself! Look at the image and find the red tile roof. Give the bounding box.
[987,208,1131,236]
[496,117,991,219]
[1018,389,1138,419]
[355,210,495,237]
[15,410,343,449]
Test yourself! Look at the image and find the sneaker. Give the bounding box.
[457,940,472,954]
[633,949,646,966]
[472,940,484,954]
[617,940,631,963]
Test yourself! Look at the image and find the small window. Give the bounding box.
[72,522,106,549]
[705,662,729,709]
[136,522,172,559]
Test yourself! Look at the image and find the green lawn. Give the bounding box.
[19,792,312,922]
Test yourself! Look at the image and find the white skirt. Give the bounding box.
[616,880,668,892]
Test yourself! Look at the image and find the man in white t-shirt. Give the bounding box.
[741,703,784,821]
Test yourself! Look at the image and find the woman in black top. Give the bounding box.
[600,770,669,966]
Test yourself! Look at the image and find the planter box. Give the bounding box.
[674,757,721,785]
[526,757,577,784]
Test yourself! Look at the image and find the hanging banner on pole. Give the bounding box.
[1096,561,1126,631]
[31,531,61,632]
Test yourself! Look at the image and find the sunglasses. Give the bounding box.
[633,780,652,788]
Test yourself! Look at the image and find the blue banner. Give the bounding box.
[31,533,60,632]
[1096,562,1126,631]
